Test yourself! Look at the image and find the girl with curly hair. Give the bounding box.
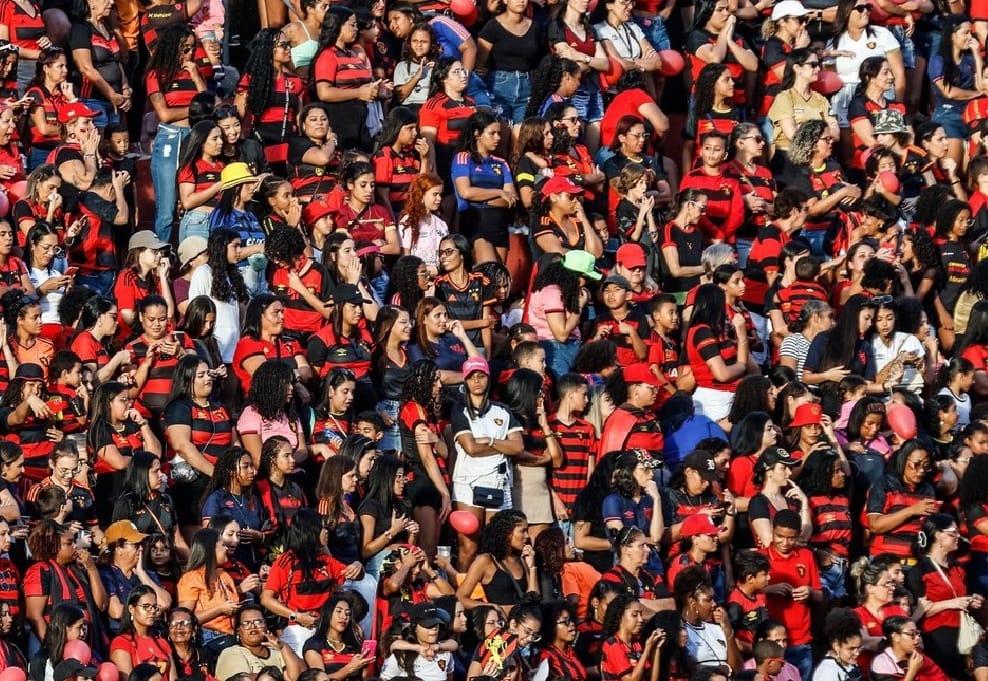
[386,255,431,316]
[398,174,447,275]
[457,509,538,611]
[600,594,665,681]
[393,25,440,109]
[188,229,252,365]
[234,29,304,145]
[528,255,595,379]
[398,360,450,558]
[1,287,50,380]
[525,54,581,120]
[237,362,308,468]
[265,226,334,340]
[199,448,268,571]
[254,435,307,548]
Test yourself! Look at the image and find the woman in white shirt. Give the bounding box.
[24,223,69,337]
[812,610,864,681]
[871,297,925,393]
[380,604,454,681]
[188,228,250,364]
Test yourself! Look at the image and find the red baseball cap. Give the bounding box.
[623,363,661,387]
[57,102,98,125]
[616,243,647,269]
[540,175,583,197]
[302,197,337,225]
[680,514,723,538]
[789,402,824,428]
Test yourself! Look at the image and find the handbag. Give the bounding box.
[472,486,505,509]
[929,558,984,654]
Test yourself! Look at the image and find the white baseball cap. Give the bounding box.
[771,0,810,20]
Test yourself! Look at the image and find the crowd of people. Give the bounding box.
[1,0,988,679]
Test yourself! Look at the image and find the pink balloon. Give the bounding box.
[811,70,843,96]
[460,5,478,26]
[0,191,9,219]
[96,663,118,681]
[887,404,917,440]
[63,640,92,664]
[449,0,475,17]
[878,170,901,194]
[449,510,480,535]
[657,50,685,77]
[588,0,599,11]
[0,667,26,681]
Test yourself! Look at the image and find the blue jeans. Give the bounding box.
[933,104,968,139]
[151,123,191,243]
[634,15,671,50]
[487,70,531,124]
[786,643,813,681]
[540,338,580,381]
[75,270,115,295]
[467,71,492,109]
[735,237,754,269]
[179,209,212,242]
[80,98,119,129]
[800,228,828,259]
[888,25,916,69]
[820,559,848,600]
[571,77,604,122]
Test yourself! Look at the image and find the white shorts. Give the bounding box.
[693,386,735,422]
[451,468,513,511]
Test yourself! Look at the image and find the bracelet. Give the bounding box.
[83,154,96,159]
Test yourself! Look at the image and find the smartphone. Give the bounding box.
[64,267,78,276]
[360,640,377,658]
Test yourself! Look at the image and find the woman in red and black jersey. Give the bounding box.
[287,103,341,202]
[373,106,431,216]
[70,296,132,385]
[306,284,374,383]
[3,364,58,481]
[113,231,175,345]
[86,380,162,526]
[0,105,25,202]
[760,8,810,123]
[235,29,304,150]
[68,0,131,128]
[24,48,71,172]
[125,296,193,421]
[147,25,209,241]
[163,356,236,535]
[682,63,743,169]
[232,292,314,395]
[302,593,369,679]
[0,221,33,297]
[539,595,587,681]
[419,58,476,184]
[0,0,51,92]
[312,6,380,152]
[177,120,226,242]
[14,166,65,249]
[599,594,665,681]
[685,0,757,107]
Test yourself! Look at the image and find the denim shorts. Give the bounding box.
[571,77,605,122]
[487,70,532,124]
[887,25,916,69]
[634,15,671,51]
[81,98,119,129]
[831,82,858,127]
[933,104,967,138]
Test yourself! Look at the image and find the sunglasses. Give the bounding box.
[742,135,765,143]
[853,4,872,10]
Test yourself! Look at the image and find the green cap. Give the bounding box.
[561,250,602,280]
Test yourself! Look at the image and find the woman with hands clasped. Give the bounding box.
[600,594,665,681]
[870,615,950,681]
[177,528,242,644]
[379,544,456,633]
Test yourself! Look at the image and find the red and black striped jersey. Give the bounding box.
[163,397,234,465]
[418,93,476,147]
[312,46,373,90]
[725,587,769,647]
[306,322,374,380]
[140,2,187,53]
[46,382,86,435]
[126,333,195,417]
[548,415,596,511]
[0,0,45,50]
[808,493,852,557]
[372,145,422,211]
[177,158,224,209]
[269,262,333,336]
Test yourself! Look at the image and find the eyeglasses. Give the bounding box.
[626,131,647,139]
[689,200,708,213]
[169,620,193,629]
[560,116,581,123]
[906,459,931,471]
[275,41,291,49]
[819,136,835,143]
[742,135,765,143]
[487,618,506,628]
[438,248,457,257]
[803,61,822,69]
[181,44,195,53]
[416,271,430,278]
[519,623,542,643]
[135,602,159,612]
[898,629,921,638]
[853,3,872,9]
[557,617,574,626]
[55,466,80,477]
[240,618,267,629]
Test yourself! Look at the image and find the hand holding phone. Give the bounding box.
[361,640,377,658]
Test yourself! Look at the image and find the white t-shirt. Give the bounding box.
[684,621,729,668]
[381,651,453,681]
[399,213,449,272]
[939,386,972,430]
[594,21,647,60]
[829,26,900,84]
[871,331,924,392]
[813,655,860,681]
[450,400,522,482]
[188,263,240,363]
[28,265,65,325]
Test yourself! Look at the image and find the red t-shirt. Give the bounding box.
[762,545,821,646]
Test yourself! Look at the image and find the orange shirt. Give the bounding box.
[176,566,239,634]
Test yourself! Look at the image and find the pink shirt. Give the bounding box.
[236,406,302,451]
[743,658,801,681]
[527,285,581,343]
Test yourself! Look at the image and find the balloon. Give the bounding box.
[811,69,843,96]
[96,663,118,681]
[449,510,480,535]
[0,667,26,681]
[878,170,901,194]
[657,50,685,76]
[64,640,92,664]
[449,0,475,17]
[460,5,478,26]
[0,191,8,219]
[588,0,598,11]
[887,403,917,440]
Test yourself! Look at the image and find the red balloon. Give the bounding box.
[887,404,917,440]
[449,0,475,17]
[63,640,92,664]
[0,192,9,219]
[657,50,685,77]
[96,663,118,681]
[449,510,480,535]
[811,69,844,96]
[588,0,599,11]
[0,667,26,681]
[878,170,901,194]
[600,56,624,90]
[459,5,478,26]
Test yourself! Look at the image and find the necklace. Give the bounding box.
[325,638,345,652]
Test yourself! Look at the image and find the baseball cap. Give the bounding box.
[680,514,724,538]
[634,449,662,469]
[15,363,45,383]
[54,661,97,681]
[616,243,647,269]
[623,363,661,387]
[603,274,631,291]
[302,196,339,225]
[540,175,583,197]
[177,236,208,269]
[561,250,602,280]
[462,356,490,377]
[128,230,168,251]
[771,0,809,20]
[333,284,363,306]
[57,102,98,125]
[409,603,444,628]
[789,402,824,428]
[755,447,799,473]
[104,520,148,545]
[681,450,718,481]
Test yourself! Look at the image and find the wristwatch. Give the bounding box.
[289,612,298,624]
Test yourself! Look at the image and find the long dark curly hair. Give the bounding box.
[531,261,581,314]
[243,29,282,118]
[480,509,527,560]
[246,361,298,422]
[692,63,731,119]
[206,228,250,304]
[387,255,427,315]
[147,25,194,86]
[202,446,253,501]
[525,54,579,120]
[960,454,988,509]
[401,360,439,419]
[601,594,639,639]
